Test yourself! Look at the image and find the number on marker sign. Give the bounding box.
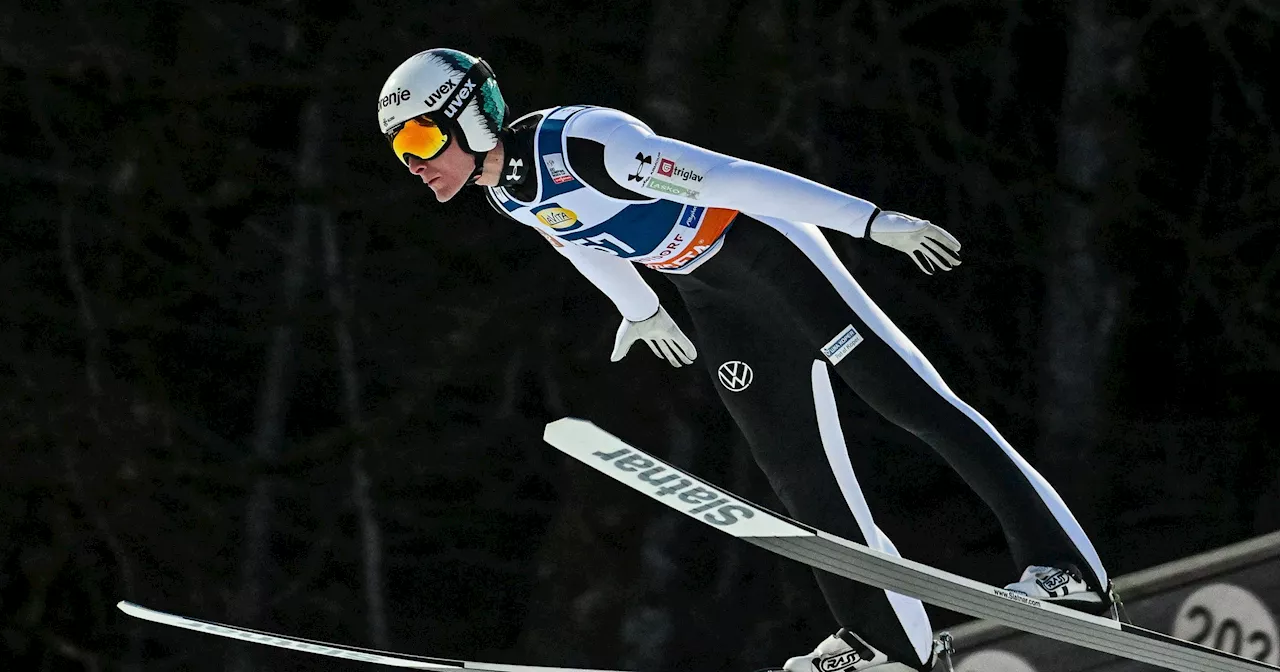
[1173,584,1279,664]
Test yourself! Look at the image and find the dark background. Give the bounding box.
[3,1,1278,671]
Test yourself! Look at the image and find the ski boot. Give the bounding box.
[1003,564,1126,620]
[774,628,954,672]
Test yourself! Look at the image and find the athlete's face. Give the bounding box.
[405,137,472,202]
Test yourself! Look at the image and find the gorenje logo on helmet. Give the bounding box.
[442,79,477,119]
[423,81,452,108]
[377,88,412,111]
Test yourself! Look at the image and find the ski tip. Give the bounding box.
[117,601,161,621]
[117,601,143,616]
[542,417,590,442]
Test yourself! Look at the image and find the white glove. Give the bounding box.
[610,305,697,368]
[865,210,962,275]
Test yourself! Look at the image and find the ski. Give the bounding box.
[117,601,631,672]
[542,417,1280,672]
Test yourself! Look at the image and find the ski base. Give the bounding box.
[542,417,1280,672]
[117,601,631,672]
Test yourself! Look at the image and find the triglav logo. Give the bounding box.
[718,361,753,392]
[657,158,703,182]
[671,165,703,182]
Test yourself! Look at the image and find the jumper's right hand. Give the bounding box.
[867,210,962,275]
[610,305,697,368]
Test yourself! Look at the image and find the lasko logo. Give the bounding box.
[377,88,412,110]
[645,177,700,199]
[718,361,753,392]
[423,81,452,108]
[821,325,863,365]
[442,79,477,119]
[535,207,578,230]
[589,447,758,527]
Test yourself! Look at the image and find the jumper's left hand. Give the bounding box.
[610,305,697,368]
[867,210,962,275]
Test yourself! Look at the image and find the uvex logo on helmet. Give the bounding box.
[442,79,477,119]
[424,81,452,108]
[378,88,412,110]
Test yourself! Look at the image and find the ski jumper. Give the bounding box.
[485,105,1110,667]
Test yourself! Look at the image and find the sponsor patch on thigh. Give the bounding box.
[821,325,863,365]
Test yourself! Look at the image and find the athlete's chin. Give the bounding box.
[430,181,463,203]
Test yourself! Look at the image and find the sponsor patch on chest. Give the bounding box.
[535,206,578,230]
[542,152,574,184]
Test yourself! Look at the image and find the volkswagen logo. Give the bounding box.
[717,360,753,392]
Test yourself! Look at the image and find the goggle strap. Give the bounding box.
[437,59,495,123]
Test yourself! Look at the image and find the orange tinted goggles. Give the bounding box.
[386,116,451,166]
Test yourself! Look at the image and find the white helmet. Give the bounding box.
[377,48,508,165]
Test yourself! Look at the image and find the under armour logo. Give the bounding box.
[717,361,753,392]
[505,158,524,182]
[627,152,652,182]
